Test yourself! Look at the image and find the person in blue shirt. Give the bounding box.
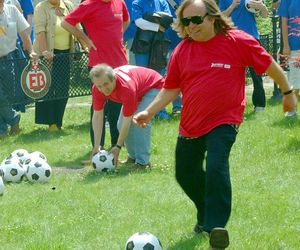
[277,0,300,117]
[166,0,182,114]
[219,0,269,112]
[131,0,171,71]
[124,0,136,65]
[19,0,34,42]
[131,0,172,119]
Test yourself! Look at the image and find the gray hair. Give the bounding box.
[89,63,116,82]
[172,0,234,38]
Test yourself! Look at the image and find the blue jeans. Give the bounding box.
[117,89,159,165]
[135,53,167,117]
[172,95,182,111]
[125,38,136,65]
[175,124,237,232]
[0,52,20,135]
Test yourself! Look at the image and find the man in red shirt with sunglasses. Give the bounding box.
[133,0,296,249]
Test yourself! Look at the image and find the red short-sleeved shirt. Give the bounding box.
[64,0,128,67]
[93,65,164,116]
[165,29,273,137]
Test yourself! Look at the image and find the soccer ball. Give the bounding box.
[245,0,260,14]
[30,151,47,162]
[1,157,26,183]
[25,157,52,183]
[92,150,115,172]
[9,149,30,164]
[21,151,47,172]
[125,232,163,250]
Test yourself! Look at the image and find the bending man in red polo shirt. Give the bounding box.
[90,64,164,170]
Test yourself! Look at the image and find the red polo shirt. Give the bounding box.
[165,29,273,137]
[93,66,164,116]
[64,0,129,67]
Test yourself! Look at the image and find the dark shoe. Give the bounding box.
[10,122,21,135]
[209,228,229,250]
[119,156,135,164]
[128,163,151,171]
[193,224,204,234]
[172,107,182,115]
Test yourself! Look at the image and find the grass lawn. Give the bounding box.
[0,94,299,250]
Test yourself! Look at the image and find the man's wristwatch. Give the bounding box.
[283,89,293,95]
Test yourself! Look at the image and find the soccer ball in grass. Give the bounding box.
[30,151,47,162]
[25,158,52,183]
[125,232,163,250]
[22,151,47,172]
[1,157,26,183]
[245,0,260,14]
[9,149,30,164]
[92,150,115,172]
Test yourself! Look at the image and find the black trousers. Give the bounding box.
[89,100,121,147]
[175,124,237,232]
[249,67,266,108]
[35,49,69,127]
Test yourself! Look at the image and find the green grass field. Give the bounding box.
[0,95,299,250]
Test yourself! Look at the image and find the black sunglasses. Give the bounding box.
[181,13,208,26]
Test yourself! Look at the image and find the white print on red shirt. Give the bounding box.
[211,63,231,69]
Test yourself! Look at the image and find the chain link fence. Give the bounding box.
[0,52,91,106]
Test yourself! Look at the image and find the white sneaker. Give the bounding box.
[285,111,297,117]
[254,106,265,112]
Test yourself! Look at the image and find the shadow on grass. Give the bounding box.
[53,150,90,169]
[16,122,90,144]
[63,121,90,131]
[284,138,300,153]
[267,97,282,106]
[272,117,300,128]
[81,164,152,183]
[15,128,67,143]
[243,110,258,121]
[167,233,208,250]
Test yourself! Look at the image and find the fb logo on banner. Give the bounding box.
[21,61,51,99]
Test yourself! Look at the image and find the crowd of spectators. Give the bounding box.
[0,0,298,138]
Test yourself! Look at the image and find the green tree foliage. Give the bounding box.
[257,0,276,35]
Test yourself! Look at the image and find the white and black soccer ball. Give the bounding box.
[125,232,163,250]
[245,0,260,14]
[9,149,30,164]
[25,158,52,183]
[29,151,47,162]
[92,150,115,172]
[1,157,26,183]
